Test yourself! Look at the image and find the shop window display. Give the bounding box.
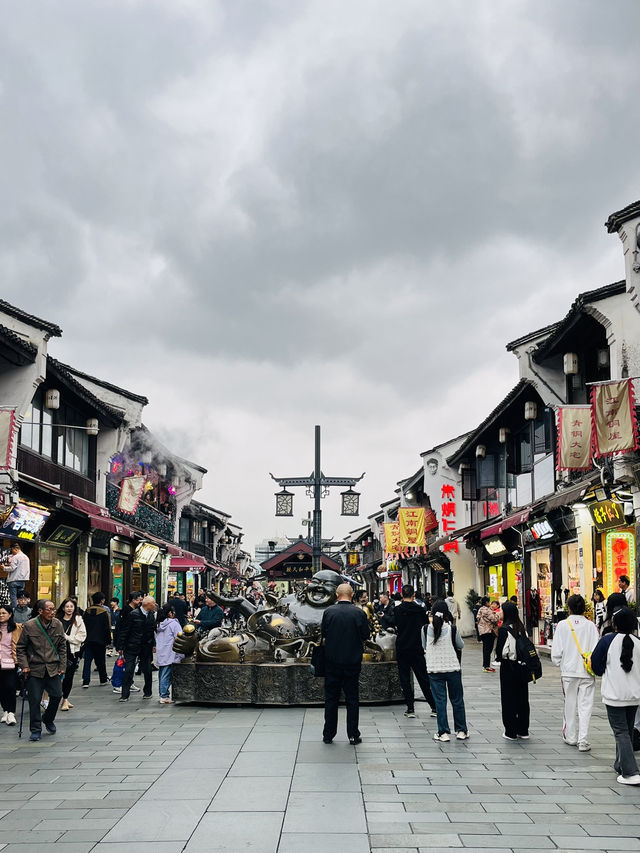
[38,546,71,604]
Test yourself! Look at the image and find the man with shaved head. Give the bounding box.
[118,595,156,702]
[321,581,370,745]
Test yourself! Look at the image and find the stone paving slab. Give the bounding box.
[1,643,640,852]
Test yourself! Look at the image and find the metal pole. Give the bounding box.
[313,425,322,575]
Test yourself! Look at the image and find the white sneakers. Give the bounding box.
[0,712,7,724]
[158,698,173,704]
[456,731,470,740]
[6,712,16,725]
[433,732,450,742]
[578,741,591,752]
[618,774,640,785]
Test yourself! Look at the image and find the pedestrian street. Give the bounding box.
[1,642,639,853]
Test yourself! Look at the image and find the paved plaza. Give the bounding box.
[1,643,639,853]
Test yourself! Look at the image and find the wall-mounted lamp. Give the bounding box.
[45,389,60,410]
[524,401,538,421]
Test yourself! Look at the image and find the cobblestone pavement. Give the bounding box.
[1,643,639,853]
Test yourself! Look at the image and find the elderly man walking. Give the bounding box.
[321,582,370,745]
[16,599,66,742]
[118,595,156,702]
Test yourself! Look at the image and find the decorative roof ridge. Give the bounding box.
[606,200,640,233]
[0,299,62,337]
[58,362,149,405]
[0,324,38,358]
[46,356,124,425]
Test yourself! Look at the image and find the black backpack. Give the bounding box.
[515,632,542,682]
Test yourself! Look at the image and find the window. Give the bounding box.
[477,455,497,488]
[179,517,189,545]
[56,404,89,475]
[19,387,53,459]
[533,453,555,499]
[191,520,202,542]
[462,467,477,501]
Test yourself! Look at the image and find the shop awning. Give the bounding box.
[170,555,206,573]
[543,476,598,512]
[70,495,135,538]
[480,509,531,540]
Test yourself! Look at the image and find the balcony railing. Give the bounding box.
[106,482,175,541]
[18,448,96,501]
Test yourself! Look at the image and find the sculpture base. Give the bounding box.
[172,660,403,706]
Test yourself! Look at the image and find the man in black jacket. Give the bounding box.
[394,584,436,718]
[81,592,112,687]
[321,582,370,745]
[376,591,396,630]
[115,590,143,649]
[118,595,156,702]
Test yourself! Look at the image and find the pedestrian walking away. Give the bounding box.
[425,600,468,742]
[591,607,640,785]
[155,603,184,703]
[393,584,436,718]
[476,596,499,672]
[321,582,370,745]
[496,601,530,741]
[444,593,461,624]
[0,604,22,726]
[81,592,112,687]
[56,598,87,711]
[119,595,156,701]
[15,599,66,742]
[550,594,599,751]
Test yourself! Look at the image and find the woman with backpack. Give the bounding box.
[591,607,640,785]
[425,599,468,742]
[496,601,531,741]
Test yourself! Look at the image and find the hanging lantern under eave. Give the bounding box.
[157,463,167,477]
[86,418,99,437]
[524,401,538,421]
[498,426,510,444]
[45,389,60,410]
[275,488,294,517]
[341,488,360,516]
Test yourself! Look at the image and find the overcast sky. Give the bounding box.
[2,0,639,552]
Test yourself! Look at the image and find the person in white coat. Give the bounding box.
[551,594,599,752]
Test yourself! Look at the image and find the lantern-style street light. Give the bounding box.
[270,425,364,574]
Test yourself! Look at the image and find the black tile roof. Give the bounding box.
[446,378,538,467]
[505,322,561,353]
[57,362,149,405]
[47,357,124,426]
[532,280,626,363]
[606,200,640,234]
[0,300,62,337]
[0,324,38,364]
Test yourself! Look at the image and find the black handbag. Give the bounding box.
[310,644,325,677]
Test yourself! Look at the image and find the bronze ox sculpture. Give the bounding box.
[172,570,397,664]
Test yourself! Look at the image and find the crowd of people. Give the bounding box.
[329,577,640,787]
[3,572,640,787]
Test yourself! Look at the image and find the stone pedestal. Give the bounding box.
[172,660,403,706]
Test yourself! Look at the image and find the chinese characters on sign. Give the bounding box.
[347,551,359,566]
[383,522,400,558]
[117,475,146,515]
[589,500,626,533]
[398,507,427,554]
[441,484,459,554]
[556,405,592,471]
[592,380,638,457]
[0,503,49,540]
[605,530,635,597]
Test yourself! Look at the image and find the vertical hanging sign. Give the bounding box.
[592,379,639,457]
[383,522,400,559]
[398,507,426,554]
[441,484,459,554]
[556,405,592,471]
[117,475,146,514]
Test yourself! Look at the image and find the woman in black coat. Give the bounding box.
[496,601,530,741]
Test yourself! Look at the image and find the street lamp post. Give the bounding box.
[271,425,365,575]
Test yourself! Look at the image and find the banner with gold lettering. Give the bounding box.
[383,522,400,558]
[556,406,592,471]
[592,379,639,457]
[398,507,427,554]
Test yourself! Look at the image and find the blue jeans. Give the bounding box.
[429,670,467,735]
[7,581,23,609]
[158,665,172,699]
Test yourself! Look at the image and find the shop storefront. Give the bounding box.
[169,554,206,600]
[132,541,163,602]
[38,544,73,603]
[1,501,51,603]
[601,527,636,597]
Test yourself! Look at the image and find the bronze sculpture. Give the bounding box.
[173,570,397,664]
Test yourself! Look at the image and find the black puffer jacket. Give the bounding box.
[119,607,156,655]
[83,605,112,646]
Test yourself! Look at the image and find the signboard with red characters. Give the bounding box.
[441,484,459,554]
